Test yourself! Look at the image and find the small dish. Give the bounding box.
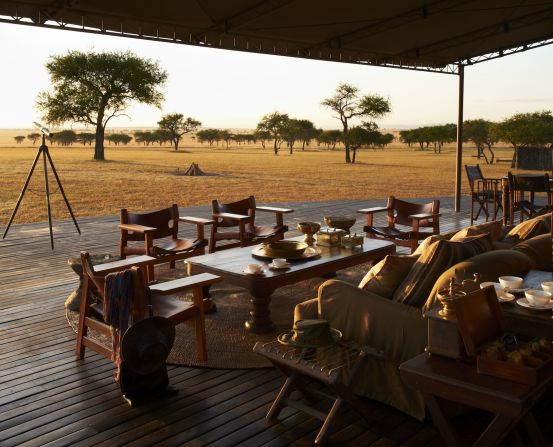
[542,281,553,294]
[525,289,552,306]
[504,287,530,294]
[498,292,515,303]
[268,262,291,270]
[243,268,265,275]
[516,298,553,311]
[480,282,505,296]
[498,276,524,290]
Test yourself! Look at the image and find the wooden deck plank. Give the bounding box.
[0,197,528,447]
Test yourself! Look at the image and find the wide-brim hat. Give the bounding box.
[121,316,175,375]
[278,319,342,348]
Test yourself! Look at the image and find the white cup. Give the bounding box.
[272,258,287,268]
[246,263,262,273]
[541,282,553,294]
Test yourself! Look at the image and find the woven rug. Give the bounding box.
[66,262,370,369]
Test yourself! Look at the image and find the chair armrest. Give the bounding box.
[179,216,214,240]
[357,206,389,214]
[317,280,426,363]
[179,216,214,225]
[118,223,157,234]
[149,273,222,295]
[256,206,294,214]
[213,212,250,221]
[408,213,441,220]
[93,255,156,275]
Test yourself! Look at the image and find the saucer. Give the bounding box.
[505,286,529,294]
[268,262,291,270]
[498,292,515,303]
[516,298,553,310]
[243,268,265,275]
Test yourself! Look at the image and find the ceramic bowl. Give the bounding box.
[525,289,552,306]
[262,241,308,258]
[323,216,356,232]
[541,281,553,294]
[480,282,505,297]
[498,276,524,290]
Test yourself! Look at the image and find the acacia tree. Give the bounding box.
[37,50,167,161]
[321,83,391,163]
[77,132,95,146]
[463,119,498,163]
[14,136,25,144]
[157,113,201,151]
[256,111,289,155]
[27,133,41,145]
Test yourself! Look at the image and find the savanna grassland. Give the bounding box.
[0,129,522,224]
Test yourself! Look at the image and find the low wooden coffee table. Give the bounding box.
[186,237,395,333]
[400,353,550,447]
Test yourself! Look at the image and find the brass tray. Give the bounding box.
[252,245,322,261]
[261,240,308,258]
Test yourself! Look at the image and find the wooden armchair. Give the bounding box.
[209,196,293,253]
[76,251,221,363]
[465,165,502,224]
[119,204,213,281]
[357,196,440,253]
[508,172,552,223]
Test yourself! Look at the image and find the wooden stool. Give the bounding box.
[253,340,382,444]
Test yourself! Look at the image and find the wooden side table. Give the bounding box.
[400,353,550,447]
[253,340,382,444]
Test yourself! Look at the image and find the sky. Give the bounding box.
[0,22,552,130]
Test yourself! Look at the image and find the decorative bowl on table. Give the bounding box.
[323,215,356,233]
[261,241,308,258]
[297,221,321,246]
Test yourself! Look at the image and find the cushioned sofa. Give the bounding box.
[294,213,552,421]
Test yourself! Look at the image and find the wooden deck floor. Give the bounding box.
[0,197,538,447]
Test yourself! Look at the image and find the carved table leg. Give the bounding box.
[245,290,276,333]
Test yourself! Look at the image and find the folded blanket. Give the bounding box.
[104,270,134,381]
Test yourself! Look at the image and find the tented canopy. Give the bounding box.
[1,0,552,73]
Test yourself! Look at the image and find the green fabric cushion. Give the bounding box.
[512,234,552,271]
[450,220,503,242]
[359,254,419,298]
[425,249,533,312]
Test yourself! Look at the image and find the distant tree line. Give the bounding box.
[398,111,553,164]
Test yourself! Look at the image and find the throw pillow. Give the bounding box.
[456,233,494,258]
[512,234,552,271]
[413,229,456,256]
[506,215,549,241]
[359,254,419,298]
[450,220,503,242]
[393,239,464,308]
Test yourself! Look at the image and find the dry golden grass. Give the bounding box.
[0,129,524,224]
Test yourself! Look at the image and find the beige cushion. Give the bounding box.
[394,234,493,308]
[413,230,457,256]
[359,254,419,298]
[458,233,494,258]
[512,234,552,271]
[393,239,464,308]
[506,216,548,241]
[426,250,533,312]
[450,220,503,242]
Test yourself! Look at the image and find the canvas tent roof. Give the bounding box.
[0,0,552,73]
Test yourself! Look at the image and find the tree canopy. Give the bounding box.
[321,83,391,163]
[256,111,289,155]
[37,50,167,161]
[157,113,201,151]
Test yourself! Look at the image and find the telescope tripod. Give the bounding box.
[2,135,80,249]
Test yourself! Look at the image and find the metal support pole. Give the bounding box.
[454,64,464,212]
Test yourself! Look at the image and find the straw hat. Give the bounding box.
[121,317,175,375]
[278,319,341,348]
